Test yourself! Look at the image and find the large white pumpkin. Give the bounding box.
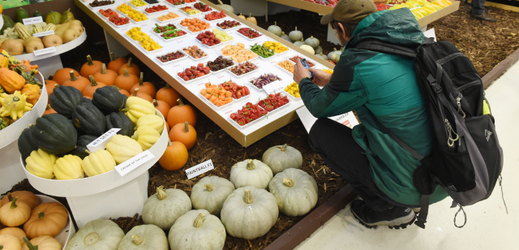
[191,176,235,215]
[117,224,168,250]
[262,144,303,174]
[220,187,278,240]
[268,168,318,216]
[169,209,226,250]
[230,159,273,189]
[141,186,192,230]
[66,219,124,250]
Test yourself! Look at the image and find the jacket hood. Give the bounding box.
[346,8,425,50]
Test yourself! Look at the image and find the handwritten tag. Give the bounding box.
[23,17,44,25]
[115,150,155,176]
[186,159,215,179]
[32,30,55,38]
[262,81,285,94]
[33,47,57,57]
[86,128,121,153]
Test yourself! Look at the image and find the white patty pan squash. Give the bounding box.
[105,134,143,164]
[220,187,279,240]
[53,154,84,180]
[191,176,235,216]
[168,209,226,250]
[268,168,318,216]
[230,159,273,189]
[117,224,168,250]
[25,149,57,179]
[66,219,124,250]
[262,144,303,174]
[142,186,192,230]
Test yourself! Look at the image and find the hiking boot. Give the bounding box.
[470,13,497,22]
[351,200,416,229]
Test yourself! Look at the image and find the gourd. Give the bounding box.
[52,68,79,85]
[66,219,124,250]
[18,126,39,164]
[135,114,164,134]
[92,85,127,115]
[293,38,305,47]
[1,39,24,56]
[82,76,107,99]
[220,187,278,239]
[117,224,168,250]
[46,11,62,25]
[142,186,192,230]
[22,236,61,250]
[316,52,328,60]
[246,13,257,25]
[69,134,97,159]
[131,88,152,102]
[0,234,21,250]
[0,91,33,120]
[168,121,196,150]
[155,85,180,107]
[237,13,246,20]
[289,27,303,42]
[118,58,140,76]
[304,36,320,49]
[0,68,25,93]
[328,48,341,63]
[23,202,68,239]
[107,52,127,72]
[280,31,291,42]
[61,8,75,24]
[93,64,117,86]
[217,0,234,14]
[25,149,57,179]
[262,144,303,174]
[0,197,31,227]
[105,134,143,164]
[300,44,315,55]
[115,69,139,93]
[166,98,197,127]
[24,37,44,53]
[132,125,160,150]
[0,227,26,247]
[124,96,156,124]
[80,55,102,78]
[131,72,156,98]
[20,83,41,105]
[267,21,282,36]
[315,46,323,55]
[49,85,83,117]
[0,191,39,209]
[229,159,273,189]
[32,113,78,155]
[82,149,116,176]
[268,168,318,216]
[42,34,63,47]
[191,176,235,215]
[106,112,134,136]
[158,140,188,171]
[168,210,226,250]
[71,102,106,136]
[53,154,84,180]
[153,99,170,119]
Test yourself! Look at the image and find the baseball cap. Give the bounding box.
[321,0,377,25]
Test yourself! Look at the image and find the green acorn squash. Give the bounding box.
[106,112,133,136]
[18,126,39,164]
[92,86,126,115]
[49,85,83,117]
[69,134,97,159]
[31,113,77,155]
[72,102,106,136]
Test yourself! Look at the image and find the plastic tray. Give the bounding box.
[182,45,209,61]
[155,12,182,23]
[179,6,203,16]
[248,75,283,92]
[153,27,188,41]
[282,89,301,101]
[235,28,263,41]
[156,50,188,65]
[258,93,291,114]
[216,20,242,31]
[275,59,295,75]
[143,4,170,15]
[177,69,211,84]
[129,1,149,9]
[289,55,316,67]
[228,110,267,129]
[207,56,235,74]
[198,89,235,110]
[227,62,260,78]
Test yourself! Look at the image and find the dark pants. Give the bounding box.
[471,0,486,15]
[308,118,405,211]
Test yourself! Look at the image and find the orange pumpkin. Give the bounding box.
[107,52,128,72]
[0,234,21,250]
[0,191,39,210]
[114,69,139,92]
[153,99,170,119]
[0,198,31,227]
[132,88,153,102]
[44,80,59,98]
[93,63,118,86]
[62,71,90,93]
[22,235,61,250]
[169,121,197,150]
[159,140,188,171]
[43,104,57,115]
[131,72,156,98]
[52,68,79,85]
[156,85,180,107]
[23,202,68,239]
[0,227,27,246]
[82,75,107,98]
[167,98,197,128]
[118,57,140,76]
[80,55,103,78]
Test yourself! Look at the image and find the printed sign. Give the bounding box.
[115,150,155,176]
[23,17,44,26]
[86,128,121,153]
[33,47,57,57]
[186,159,215,179]
[32,30,55,38]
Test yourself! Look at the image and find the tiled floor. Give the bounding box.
[295,60,519,250]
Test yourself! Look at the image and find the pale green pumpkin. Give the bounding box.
[268,168,318,216]
[168,209,226,250]
[142,186,192,230]
[191,176,235,215]
[229,159,273,189]
[117,224,168,250]
[66,219,124,250]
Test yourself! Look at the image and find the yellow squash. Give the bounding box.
[53,155,84,180]
[105,134,143,164]
[0,91,33,120]
[25,149,57,179]
[82,149,116,177]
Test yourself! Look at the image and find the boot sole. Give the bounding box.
[352,210,417,229]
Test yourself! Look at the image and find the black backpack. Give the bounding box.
[354,38,504,228]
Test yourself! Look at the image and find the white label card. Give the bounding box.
[115,150,155,176]
[33,47,57,57]
[23,17,44,25]
[186,159,215,179]
[33,30,55,37]
[86,128,121,153]
[262,81,286,94]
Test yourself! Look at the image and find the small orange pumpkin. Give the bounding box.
[153,99,170,119]
[0,227,27,246]
[43,104,57,115]
[118,57,140,76]
[82,75,107,98]
[169,121,197,150]
[132,88,153,102]
[159,140,188,171]
[44,80,59,98]
[167,98,197,128]
[1,191,40,210]
[114,69,139,92]
[62,71,90,93]
[0,197,31,227]
[52,68,79,85]
[107,52,128,72]
[22,236,61,250]
[93,63,118,86]
[156,85,180,107]
[80,55,103,78]
[131,72,156,98]
[23,202,68,239]
[0,234,21,250]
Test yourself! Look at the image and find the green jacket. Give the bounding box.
[299,8,447,206]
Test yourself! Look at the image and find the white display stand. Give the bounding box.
[0,73,47,194]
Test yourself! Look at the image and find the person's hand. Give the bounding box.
[293,59,311,84]
[308,68,331,87]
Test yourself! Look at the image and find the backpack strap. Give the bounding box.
[354,37,434,58]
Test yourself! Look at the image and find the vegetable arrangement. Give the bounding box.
[289,56,315,67]
[284,82,300,98]
[219,80,250,99]
[263,41,289,54]
[177,63,210,82]
[228,61,258,76]
[156,51,185,63]
[204,10,226,21]
[166,0,185,5]
[249,43,275,58]
[221,43,257,63]
[206,55,234,72]
[249,73,281,89]
[258,93,290,111]
[182,45,207,59]
[157,12,180,22]
[216,20,241,30]
[99,9,129,26]
[144,4,169,14]
[126,27,162,51]
[193,2,212,12]
[230,102,267,126]
[196,31,221,46]
[180,6,201,16]
[237,27,262,39]
[179,18,210,32]
[200,82,233,107]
